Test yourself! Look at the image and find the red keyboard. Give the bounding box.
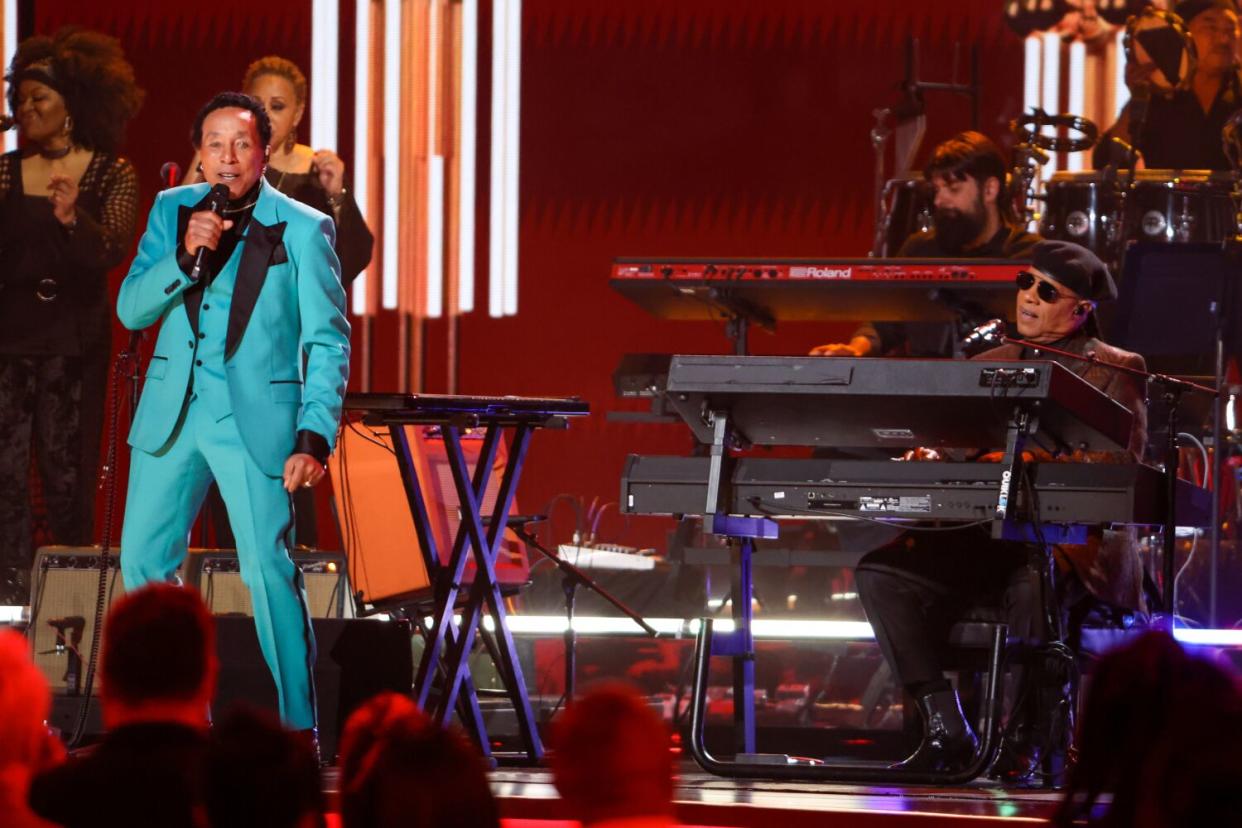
[610,257,1028,323]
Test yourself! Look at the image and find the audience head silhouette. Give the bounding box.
[101,583,216,729]
[550,682,675,826]
[1055,631,1242,826]
[339,692,499,828]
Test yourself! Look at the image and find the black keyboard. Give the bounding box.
[663,355,1134,453]
[345,392,590,421]
[622,456,1211,527]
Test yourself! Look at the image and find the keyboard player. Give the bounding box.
[854,241,1148,780]
[811,131,1042,359]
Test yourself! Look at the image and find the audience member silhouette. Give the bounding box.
[549,682,676,828]
[1054,631,1242,827]
[29,583,217,828]
[0,629,63,828]
[205,705,325,828]
[338,692,499,828]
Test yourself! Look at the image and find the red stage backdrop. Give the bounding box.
[29,0,1023,553]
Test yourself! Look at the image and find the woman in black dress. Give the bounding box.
[0,28,143,603]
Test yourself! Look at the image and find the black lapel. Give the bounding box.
[225,219,287,357]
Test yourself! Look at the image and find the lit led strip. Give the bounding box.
[382,0,402,310]
[351,0,371,315]
[1067,40,1086,173]
[474,615,877,640]
[1041,31,1061,172]
[457,0,478,314]
[489,0,521,317]
[425,0,444,318]
[3,0,15,154]
[310,0,339,155]
[502,0,521,316]
[1023,35,1042,120]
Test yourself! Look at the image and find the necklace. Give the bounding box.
[221,197,259,215]
[39,145,72,160]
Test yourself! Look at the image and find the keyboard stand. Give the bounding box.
[682,407,1022,783]
[361,400,587,766]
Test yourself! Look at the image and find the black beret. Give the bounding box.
[1030,240,1117,302]
[1175,0,1237,25]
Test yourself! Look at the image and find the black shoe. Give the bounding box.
[893,688,980,773]
[987,723,1041,784]
[293,727,323,767]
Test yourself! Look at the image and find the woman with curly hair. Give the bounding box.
[0,28,143,604]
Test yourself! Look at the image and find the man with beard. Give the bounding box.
[811,131,1041,358]
[1094,0,1241,171]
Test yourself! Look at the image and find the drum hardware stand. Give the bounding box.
[501,517,657,711]
[1010,109,1099,234]
[869,36,980,257]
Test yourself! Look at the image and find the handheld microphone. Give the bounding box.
[961,318,1006,349]
[0,113,14,131]
[159,161,181,190]
[189,183,231,283]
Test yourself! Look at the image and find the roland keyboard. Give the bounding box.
[610,257,1028,322]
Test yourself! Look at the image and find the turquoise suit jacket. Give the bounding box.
[118,180,350,475]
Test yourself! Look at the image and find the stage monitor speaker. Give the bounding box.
[28,546,129,693]
[184,548,353,619]
[329,422,529,613]
[213,616,414,763]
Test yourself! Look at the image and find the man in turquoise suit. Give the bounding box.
[117,92,350,737]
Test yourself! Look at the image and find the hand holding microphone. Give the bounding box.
[185,183,232,282]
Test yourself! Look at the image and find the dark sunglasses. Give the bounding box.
[1015,271,1063,302]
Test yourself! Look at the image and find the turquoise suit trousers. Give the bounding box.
[120,397,317,729]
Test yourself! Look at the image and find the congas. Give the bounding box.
[1122,169,1237,245]
[874,174,934,257]
[1039,171,1121,258]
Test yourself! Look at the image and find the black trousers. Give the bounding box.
[855,525,1047,689]
[0,355,89,571]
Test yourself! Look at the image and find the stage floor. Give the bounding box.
[324,762,1068,827]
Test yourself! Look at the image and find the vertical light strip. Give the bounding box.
[488,0,509,317]
[458,0,478,314]
[382,0,402,310]
[1114,26,1130,118]
[1023,35,1041,118]
[310,0,339,152]
[1067,40,1086,173]
[502,0,521,316]
[1041,32,1061,172]
[426,0,445,318]
[3,0,15,153]
[352,0,371,316]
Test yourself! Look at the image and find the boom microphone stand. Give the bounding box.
[502,516,657,708]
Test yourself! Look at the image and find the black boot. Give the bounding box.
[293,727,323,767]
[893,688,980,773]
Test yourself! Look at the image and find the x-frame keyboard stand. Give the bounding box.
[356,395,589,765]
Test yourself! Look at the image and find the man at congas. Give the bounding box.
[812,131,1041,358]
[1095,0,1241,171]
